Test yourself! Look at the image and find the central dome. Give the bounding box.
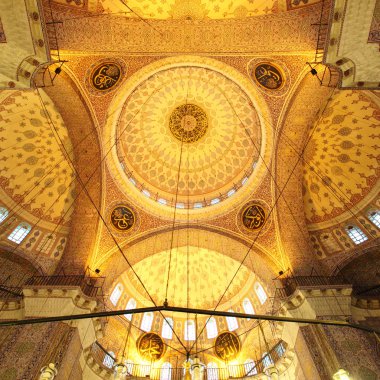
[116,65,262,209]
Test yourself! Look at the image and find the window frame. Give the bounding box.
[345,225,368,245]
[206,317,218,339]
[0,207,9,223]
[226,309,239,331]
[7,222,31,244]
[110,283,123,306]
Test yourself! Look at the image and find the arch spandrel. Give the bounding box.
[274,69,333,274]
[44,71,103,274]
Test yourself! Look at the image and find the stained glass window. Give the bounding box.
[262,352,273,368]
[243,298,255,316]
[162,317,174,339]
[110,283,123,306]
[345,225,368,245]
[244,359,257,376]
[254,282,267,305]
[368,210,380,228]
[103,351,115,369]
[206,317,218,339]
[184,320,196,341]
[0,207,9,223]
[124,298,136,321]
[226,309,238,331]
[141,312,154,332]
[8,223,31,244]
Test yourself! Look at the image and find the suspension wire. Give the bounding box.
[165,79,190,304]
[165,137,185,305]
[119,0,163,36]
[35,88,188,352]
[190,84,337,353]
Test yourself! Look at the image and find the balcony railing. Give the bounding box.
[280,275,350,297]
[0,285,23,300]
[91,340,287,379]
[25,274,105,298]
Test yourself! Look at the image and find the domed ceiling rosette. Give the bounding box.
[105,56,273,220]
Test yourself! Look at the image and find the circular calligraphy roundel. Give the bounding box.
[252,62,284,90]
[110,205,135,232]
[136,332,166,361]
[242,203,266,230]
[214,331,241,361]
[169,104,208,143]
[91,62,122,91]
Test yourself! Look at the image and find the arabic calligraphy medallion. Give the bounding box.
[242,204,266,230]
[169,104,208,143]
[253,63,284,90]
[91,63,121,91]
[214,332,241,361]
[110,205,135,231]
[136,332,166,361]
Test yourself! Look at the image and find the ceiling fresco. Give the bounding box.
[0,90,75,226]
[121,247,256,310]
[116,65,261,208]
[303,90,380,226]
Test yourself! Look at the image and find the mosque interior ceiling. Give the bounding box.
[0,0,379,378]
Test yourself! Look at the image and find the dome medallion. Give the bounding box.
[169,104,208,143]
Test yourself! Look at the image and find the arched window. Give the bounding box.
[368,210,380,229]
[244,359,257,376]
[124,298,136,321]
[206,317,218,339]
[162,317,174,340]
[141,312,154,332]
[184,320,196,341]
[38,233,56,253]
[0,207,9,223]
[103,351,115,369]
[262,352,273,368]
[275,342,285,357]
[8,222,31,244]
[254,282,267,305]
[345,225,368,245]
[226,309,239,331]
[160,362,172,380]
[110,283,123,306]
[243,298,255,316]
[207,363,218,380]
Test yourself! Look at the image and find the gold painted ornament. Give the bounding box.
[169,104,208,143]
[252,62,284,90]
[91,63,122,91]
[214,331,241,361]
[110,205,135,231]
[136,332,166,361]
[242,204,266,230]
